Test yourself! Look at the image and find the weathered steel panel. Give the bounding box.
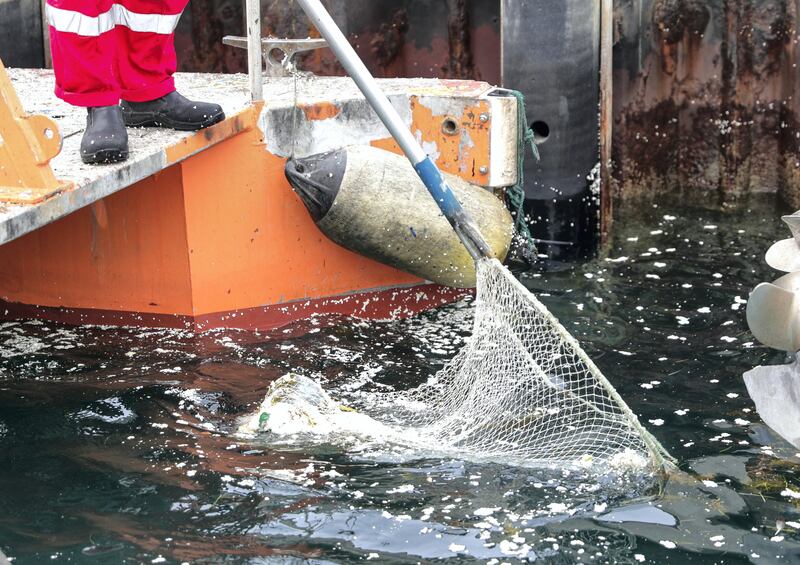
[174,0,500,83]
[612,0,800,205]
[502,0,601,260]
[174,0,247,74]
[0,1,44,68]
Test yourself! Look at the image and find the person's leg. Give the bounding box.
[115,0,188,102]
[45,0,128,164]
[117,0,225,131]
[46,0,120,107]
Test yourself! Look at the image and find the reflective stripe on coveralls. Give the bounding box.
[47,4,183,36]
[46,0,189,107]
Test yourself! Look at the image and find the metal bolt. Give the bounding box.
[479,113,490,123]
[479,166,488,174]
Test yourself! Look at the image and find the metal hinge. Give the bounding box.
[0,58,70,205]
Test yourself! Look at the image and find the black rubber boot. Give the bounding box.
[121,91,225,131]
[80,106,129,165]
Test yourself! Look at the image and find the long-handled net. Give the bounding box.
[263,0,672,472]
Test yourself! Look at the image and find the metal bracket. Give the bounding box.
[0,57,70,205]
[223,36,329,78]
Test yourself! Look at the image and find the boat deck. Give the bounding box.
[1,70,252,245]
[0,69,498,246]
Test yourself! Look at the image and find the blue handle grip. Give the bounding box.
[414,157,493,261]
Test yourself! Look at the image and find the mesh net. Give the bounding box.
[373,258,671,470]
[241,258,670,471]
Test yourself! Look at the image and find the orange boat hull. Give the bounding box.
[0,106,473,331]
[0,71,521,332]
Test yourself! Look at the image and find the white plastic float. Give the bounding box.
[744,210,800,449]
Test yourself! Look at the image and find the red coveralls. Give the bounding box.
[46,1,189,107]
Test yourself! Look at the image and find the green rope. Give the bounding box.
[501,89,539,258]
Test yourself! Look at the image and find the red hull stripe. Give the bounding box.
[0,284,472,333]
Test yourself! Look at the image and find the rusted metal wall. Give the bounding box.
[612,0,800,206]
[173,0,247,73]
[174,0,500,83]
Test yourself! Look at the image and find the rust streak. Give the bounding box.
[446,0,479,79]
[299,102,341,121]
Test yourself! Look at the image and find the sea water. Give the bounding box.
[0,195,799,563]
